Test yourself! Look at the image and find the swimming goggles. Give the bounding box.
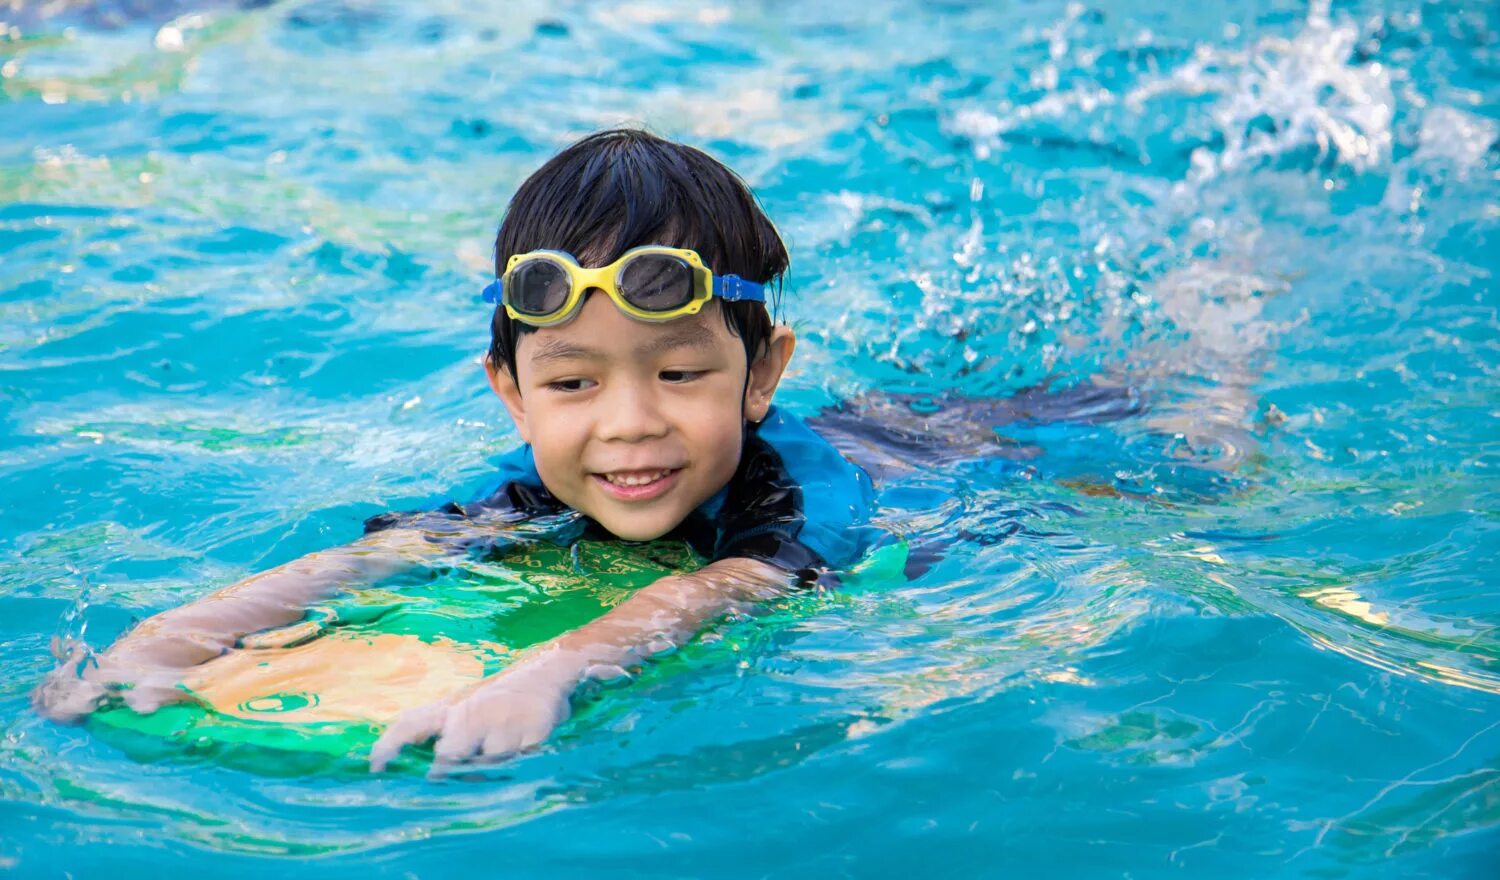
[481,246,765,327]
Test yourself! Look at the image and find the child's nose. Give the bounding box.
[596,379,670,443]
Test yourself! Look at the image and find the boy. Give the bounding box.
[35,129,880,771]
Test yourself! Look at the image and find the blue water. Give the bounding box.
[2,0,1497,875]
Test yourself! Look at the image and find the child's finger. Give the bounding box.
[369,703,447,772]
[430,715,486,766]
[121,681,191,714]
[479,728,523,759]
[31,651,106,723]
[117,666,193,714]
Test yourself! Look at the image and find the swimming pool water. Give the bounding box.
[1,0,1496,875]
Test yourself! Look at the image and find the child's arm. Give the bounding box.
[368,555,796,771]
[34,527,453,722]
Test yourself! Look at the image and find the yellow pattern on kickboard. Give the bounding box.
[181,632,503,725]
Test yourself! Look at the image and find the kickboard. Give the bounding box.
[87,536,908,774]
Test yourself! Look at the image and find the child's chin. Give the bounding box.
[592,514,678,543]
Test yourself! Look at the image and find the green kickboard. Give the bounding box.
[87,537,908,774]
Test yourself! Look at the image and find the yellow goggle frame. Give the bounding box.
[483,245,767,327]
[499,246,715,327]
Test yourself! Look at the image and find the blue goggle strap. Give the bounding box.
[712,274,766,304]
[479,275,765,306]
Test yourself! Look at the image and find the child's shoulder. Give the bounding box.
[722,406,880,572]
[751,406,876,505]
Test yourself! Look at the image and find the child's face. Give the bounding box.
[488,293,794,542]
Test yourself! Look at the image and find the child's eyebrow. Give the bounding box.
[529,340,604,365]
[635,324,717,358]
[527,325,716,366]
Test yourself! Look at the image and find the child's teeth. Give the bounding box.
[607,470,668,486]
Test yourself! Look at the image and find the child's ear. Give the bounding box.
[484,354,531,444]
[744,326,796,424]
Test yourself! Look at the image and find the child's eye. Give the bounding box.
[545,378,595,393]
[659,370,706,383]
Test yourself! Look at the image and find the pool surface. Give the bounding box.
[1,0,1497,876]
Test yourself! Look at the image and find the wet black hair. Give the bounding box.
[488,128,788,381]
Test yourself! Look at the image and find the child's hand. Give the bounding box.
[32,639,194,723]
[368,659,576,773]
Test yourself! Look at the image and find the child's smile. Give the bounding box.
[489,292,788,542]
[594,467,681,500]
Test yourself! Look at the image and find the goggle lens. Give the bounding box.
[510,258,572,316]
[618,254,695,311]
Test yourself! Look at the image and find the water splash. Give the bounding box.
[1169,3,1392,180]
